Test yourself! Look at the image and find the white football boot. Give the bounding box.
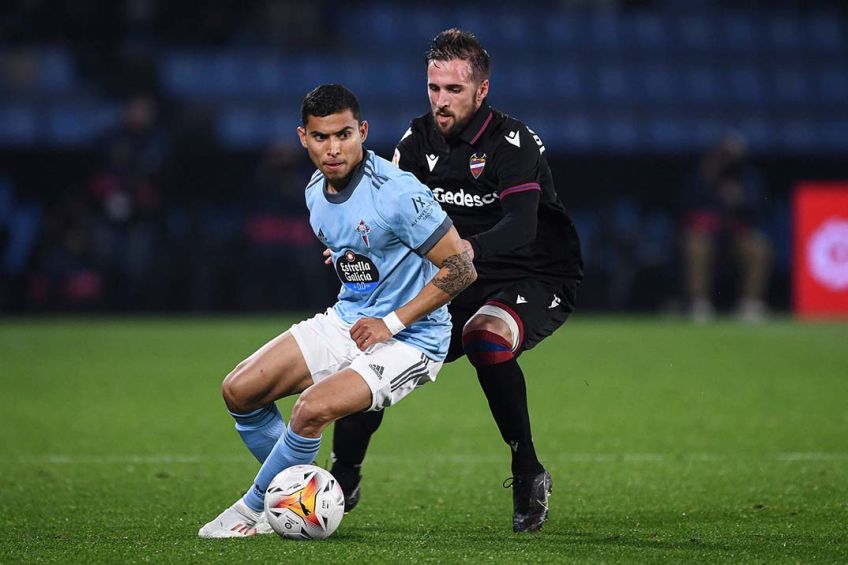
[254,511,274,535]
[198,499,263,538]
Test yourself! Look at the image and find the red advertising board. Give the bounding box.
[793,182,848,319]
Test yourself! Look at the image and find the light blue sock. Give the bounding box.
[229,404,285,463]
[242,426,321,512]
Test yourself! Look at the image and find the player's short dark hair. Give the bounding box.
[425,28,490,83]
[301,84,361,126]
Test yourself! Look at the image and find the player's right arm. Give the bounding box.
[349,226,475,351]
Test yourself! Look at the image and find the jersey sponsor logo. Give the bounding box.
[516,294,528,304]
[432,187,497,208]
[355,219,371,247]
[336,250,380,292]
[469,153,486,179]
[505,130,521,148]
[426,154,439,172]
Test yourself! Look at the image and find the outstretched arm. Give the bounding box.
[350,226,476,351]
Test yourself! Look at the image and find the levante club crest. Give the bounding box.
[469,153,486,179]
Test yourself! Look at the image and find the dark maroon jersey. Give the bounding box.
[393,101,583,283]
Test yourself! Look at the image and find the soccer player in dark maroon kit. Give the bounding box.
[330,29,583,532]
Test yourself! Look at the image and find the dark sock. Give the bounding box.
[331,410,385,476]
[476,359,544,476]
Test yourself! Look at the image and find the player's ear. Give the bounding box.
[359,120,368,143]
[297,126,308,148]
[477,79,489,104]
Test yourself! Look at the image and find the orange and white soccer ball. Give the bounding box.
[264,465,345,540]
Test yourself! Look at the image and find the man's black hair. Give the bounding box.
[425,28,491,82]
[301,84,362,126]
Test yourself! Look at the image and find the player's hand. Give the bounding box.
[323,248,332,265]
[350,317,392,351]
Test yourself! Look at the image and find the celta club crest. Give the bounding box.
[356,219,371,247]
[469,153,486,179]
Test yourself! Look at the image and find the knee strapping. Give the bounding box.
[462,329,515,367]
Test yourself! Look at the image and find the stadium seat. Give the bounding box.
[683,66,723,109]
[817,67,848,106]
[37,48,76,93]
[46,101,121,146]
[765,15,805,53]
[728,67,767,108]
[0,102,38,146]
[721,13,762,53]
[806,14,845,53]
[631,13,669,51]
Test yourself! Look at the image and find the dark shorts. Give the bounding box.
[445,276,580,363]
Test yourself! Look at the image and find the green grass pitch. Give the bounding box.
[1,316,847,563]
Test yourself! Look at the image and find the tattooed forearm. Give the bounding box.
[433,251,476,297]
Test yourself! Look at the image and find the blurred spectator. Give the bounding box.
[238,142,334,311]
[680,132,772,322]
[88,94,166,309]
[27,192,102,310]
[0,175,42,310]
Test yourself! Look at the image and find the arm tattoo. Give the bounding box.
[433,251,476,297]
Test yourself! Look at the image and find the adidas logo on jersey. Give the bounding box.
[505,130,521,147]
[516,295,528,304]
[369,364,385,379]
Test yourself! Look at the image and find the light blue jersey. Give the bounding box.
[305,150,453,360]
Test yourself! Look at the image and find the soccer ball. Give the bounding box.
[264,464,345,540]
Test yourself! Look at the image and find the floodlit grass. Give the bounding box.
[1,316,847,563]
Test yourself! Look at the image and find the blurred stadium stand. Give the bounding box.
[0,0,846,313]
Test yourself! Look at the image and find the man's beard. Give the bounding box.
[433,110,472,138]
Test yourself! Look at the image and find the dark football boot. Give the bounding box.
[506,469,552,532]
[330,461,362,513]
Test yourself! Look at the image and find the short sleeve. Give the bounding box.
[491,125,544,199]
[380,174,452,256]
[392,126,422,177]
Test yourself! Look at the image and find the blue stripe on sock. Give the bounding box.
[285,429,321,447]
[229,404,278,425]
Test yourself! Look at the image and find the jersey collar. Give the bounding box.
[323,149,368,204]
[457,101,493,146]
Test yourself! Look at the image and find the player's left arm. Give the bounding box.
[350,226,475,351]
[466,125,544,260]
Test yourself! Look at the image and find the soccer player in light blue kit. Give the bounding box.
[199,84,476,538]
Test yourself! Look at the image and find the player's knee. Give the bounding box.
[291,391,333,434]
[221,362,254,413]
[462,328,515,367]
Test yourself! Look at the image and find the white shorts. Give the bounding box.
[289,308,443,412]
